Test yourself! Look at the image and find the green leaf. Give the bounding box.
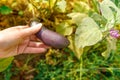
[0,57,14,72]
[3,64,12,80]
[100,0,120,24]
[91,0,100,13]
[28,3,34,11]
[72,1,90,13]
[75,17,102,48]
[116,9,120,24]
[49,0,56,9]
[0,5,12,15]
[103,19,115,32]
[18,10,24,16]
[68,36,83,59]
[34,0,41,2]
[100,0,114,21]
[56,0,66,12]
[111,0,120,7]
[56,21,73,36]
[67,13,87,26]
[91,13,107,26]
[102,37,117,59]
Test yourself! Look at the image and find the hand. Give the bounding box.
[0,23,50,58]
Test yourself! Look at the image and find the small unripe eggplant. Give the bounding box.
[30,20,70,49]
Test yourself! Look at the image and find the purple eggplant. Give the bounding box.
[30,20,70,49]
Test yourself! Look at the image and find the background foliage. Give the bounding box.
[1,0,120,80]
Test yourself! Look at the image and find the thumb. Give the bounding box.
[20,23,42,37]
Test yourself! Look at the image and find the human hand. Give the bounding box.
[0,23,50,58]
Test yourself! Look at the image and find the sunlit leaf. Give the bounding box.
[34,0,40,2]
[116,9,120,24]
[100,1,114,21]
[68,36,83,59]
[0,5,12,15]
[72,1,90,13]
[49,0,56,9]
[91,0,100,13]
[91,13,107,26]
[103,19,115,32]
[18,10,24,16]
[100,0,120,24]
[28,3,35,12]
[75,17,103,48]
[56,22,73,36]
[56,0,66,12]
[102,37,117,59]
[67,12,87,26]
[0,57,14,72]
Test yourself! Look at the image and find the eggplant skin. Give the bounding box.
[30,20,70,49]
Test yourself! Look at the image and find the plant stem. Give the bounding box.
[80,57,83,80]
[91,0,100,14]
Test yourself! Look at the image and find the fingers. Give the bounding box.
[28,41,50,48]
[30,35,41,41]
[20,23,42,38]
[22,41,50,54]
[30,35,38,41]
[23,47,47,54]
[13,25,29,29]
[1,25,28,32]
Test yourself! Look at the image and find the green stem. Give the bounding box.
[52,0,58,11]
[91,0,100,14]
[80,57,83,80]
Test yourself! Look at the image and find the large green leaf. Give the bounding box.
[56,22,73,36]
[67,12,87,26]
[75,17,102,48]
[0,57,14,72]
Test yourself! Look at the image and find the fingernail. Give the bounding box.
[33,23,42,28]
